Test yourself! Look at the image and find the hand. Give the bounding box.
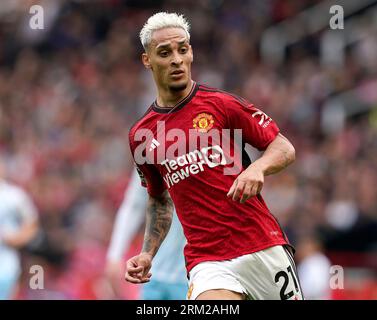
[227,163,264,203]
[124,252,153,284]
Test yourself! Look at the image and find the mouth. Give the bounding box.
[170,69,184,76]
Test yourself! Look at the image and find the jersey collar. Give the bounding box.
[152,82,199,114]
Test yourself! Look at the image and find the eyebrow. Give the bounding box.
[156,40,188,50]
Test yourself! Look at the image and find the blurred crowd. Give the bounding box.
[0,0,376,299]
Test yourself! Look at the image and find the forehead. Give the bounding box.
[150,27,188,49]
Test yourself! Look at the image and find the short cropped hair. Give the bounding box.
[139,12,190,50]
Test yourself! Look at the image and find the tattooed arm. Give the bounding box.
[227,133,295,203]
[142,190,174,256]
[125,190,174,284]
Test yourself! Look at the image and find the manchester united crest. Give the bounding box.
[193,113,214,133]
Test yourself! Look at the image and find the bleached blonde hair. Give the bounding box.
[139,12,190,50]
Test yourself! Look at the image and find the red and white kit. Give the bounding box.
[129,83,303,299]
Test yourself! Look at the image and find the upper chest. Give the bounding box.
[149,100,228,134]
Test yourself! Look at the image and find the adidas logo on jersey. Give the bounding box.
[149,138,160,151]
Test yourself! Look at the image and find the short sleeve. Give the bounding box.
[225,97,279,151]
[134,162,166,197]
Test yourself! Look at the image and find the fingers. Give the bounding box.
[227,178,244,202]
[124,272,140,284]
[227,179,246,202]
[228,180,263,203]
[232,180,245,201]
[251,181,263,197]
[125,268,151,284]
[240,184,252,204]
[226,179,237,198]
[125,258,152,284]
[138,272,152,283]
[143,272,152,282]
[126,265,143,274]
[125,273,148,284]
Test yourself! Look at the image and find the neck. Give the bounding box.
[156,80,194,108]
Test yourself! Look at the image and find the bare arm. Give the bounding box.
[2,218,39,248]
[252,133,295,176]
[227,133,295,203]
[142,190,174,257]
[125,190,174,284]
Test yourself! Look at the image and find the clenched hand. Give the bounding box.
[125,252,153,284]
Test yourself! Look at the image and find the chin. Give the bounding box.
[169,80,188,92]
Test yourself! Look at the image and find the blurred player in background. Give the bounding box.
[296,235,332,300]
[106,169,187,300]
[126,12,303,300]
[0,157,39,299]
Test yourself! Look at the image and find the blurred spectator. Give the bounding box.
[296,234,332,300]
[0,157,39,299]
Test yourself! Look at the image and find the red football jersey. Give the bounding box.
[129,82,291,273]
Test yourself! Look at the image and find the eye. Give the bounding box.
[159,51,169,57]
[180,47,188,54]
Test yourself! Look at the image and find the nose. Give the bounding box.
[171,51,183,66]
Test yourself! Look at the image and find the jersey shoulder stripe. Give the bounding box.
[198,85,250,108]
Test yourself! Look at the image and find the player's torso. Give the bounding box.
[138,89,239,195]
[131,85,289,270]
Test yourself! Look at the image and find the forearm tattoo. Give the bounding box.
[142,190,174,256]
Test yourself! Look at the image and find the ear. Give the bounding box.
[142,53,152,69]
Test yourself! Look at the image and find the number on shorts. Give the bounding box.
[274,266,299,300]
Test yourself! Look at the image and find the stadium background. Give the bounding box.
[0,0,376,299]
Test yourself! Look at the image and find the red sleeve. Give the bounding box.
[129,132,166,197]
[224,96,280,151]
[134,163,166,197]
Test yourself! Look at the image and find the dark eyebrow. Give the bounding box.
[156,40,188,50]
[177,40,188,46]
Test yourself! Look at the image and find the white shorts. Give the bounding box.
[187,245,304,300]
